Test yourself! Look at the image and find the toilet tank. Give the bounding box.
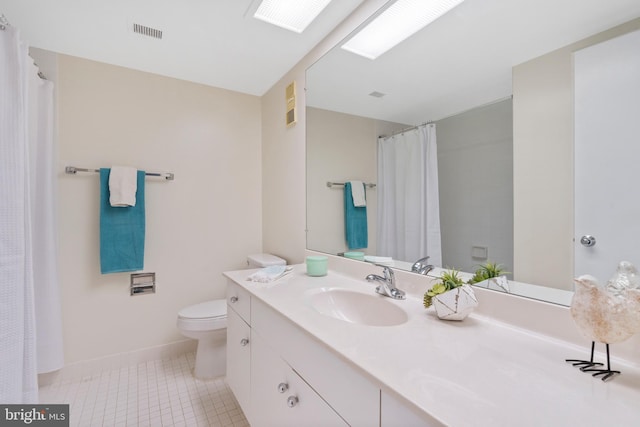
[247,253,286,268]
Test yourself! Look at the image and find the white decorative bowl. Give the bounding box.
[433,284,478,321]
[475,275,510,293]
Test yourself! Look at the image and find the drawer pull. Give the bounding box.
[287,396,299,408]
[230,296,238,303]
[277,382,289,393]
[240,338,249,346]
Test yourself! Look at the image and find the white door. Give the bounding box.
[574,30,640,283]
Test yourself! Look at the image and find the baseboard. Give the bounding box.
[38,339,197,387]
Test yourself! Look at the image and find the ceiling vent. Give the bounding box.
[133,23,163,39]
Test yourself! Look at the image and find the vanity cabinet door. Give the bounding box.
[226,307,252,422]
[251,331,348,427]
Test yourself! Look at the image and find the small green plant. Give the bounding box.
[423,269,465,308]
[468,262,508,285]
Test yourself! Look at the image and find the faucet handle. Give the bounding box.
[411,256,430,272]
[382,266,394,281]
[373,264,394,281]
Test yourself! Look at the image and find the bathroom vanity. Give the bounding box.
[224,257,640,426]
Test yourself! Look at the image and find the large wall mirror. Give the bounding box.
[306,0,640,306]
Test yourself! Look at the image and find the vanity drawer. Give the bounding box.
[227,280,251,323]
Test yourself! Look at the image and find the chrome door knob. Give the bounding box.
[230,296,238,303]
[287,396,299,408]
[580,235,597,247]
[277,382,289,393]
[240,338,249,346]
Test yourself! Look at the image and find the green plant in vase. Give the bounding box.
[468,262,507,284]
[423,269,465,308]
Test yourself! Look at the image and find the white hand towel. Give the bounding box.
[109,166,138,207]
[349,180,366,207]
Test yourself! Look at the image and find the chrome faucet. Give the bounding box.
[411,256,434,275]
[366,266,406,300]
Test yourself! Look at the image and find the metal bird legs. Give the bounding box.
[566,341,620,381]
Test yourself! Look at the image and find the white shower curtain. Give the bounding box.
[1,23,63,403]
[377,123,442,266]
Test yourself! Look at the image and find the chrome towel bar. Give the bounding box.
[65,166,174,181]
[326,181,376,189]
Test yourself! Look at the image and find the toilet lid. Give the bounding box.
[178,299,227,319]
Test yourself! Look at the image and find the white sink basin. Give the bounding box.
[308,288,408,326]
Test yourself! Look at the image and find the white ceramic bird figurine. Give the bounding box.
[566,261,640,380]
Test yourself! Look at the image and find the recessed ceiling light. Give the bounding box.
[254,0,333,33]
[341,0,465,59]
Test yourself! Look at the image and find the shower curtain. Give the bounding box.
[377,123,442,266]
[1,22,63,403]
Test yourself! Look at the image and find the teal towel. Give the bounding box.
[344,182,368,250]
[100,168,145,274]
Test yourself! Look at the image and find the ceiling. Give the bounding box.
[306,0,640,124]
[3,0,639,117]
[0,0,366,96]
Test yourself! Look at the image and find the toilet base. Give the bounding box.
[193,331,227,380]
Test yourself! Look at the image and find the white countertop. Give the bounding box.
[224,264,640,426]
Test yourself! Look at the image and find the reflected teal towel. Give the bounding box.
[344,182,368,250]
[100,168,145,274]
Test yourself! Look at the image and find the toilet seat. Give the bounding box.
[177,299,227,332]
[178,299,226,320]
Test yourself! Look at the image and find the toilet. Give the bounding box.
[177,253,285,379]
[177,299,227,379]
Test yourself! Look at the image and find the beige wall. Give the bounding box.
[55,54,262,363]
[513,18,640,290]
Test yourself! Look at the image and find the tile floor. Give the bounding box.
[39,352,250,427]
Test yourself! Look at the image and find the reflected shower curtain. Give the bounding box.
[377,124,442,265]
[1,23,63,403]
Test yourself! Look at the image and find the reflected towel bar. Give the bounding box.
[65,166,174,181]
[327,181,376,189]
